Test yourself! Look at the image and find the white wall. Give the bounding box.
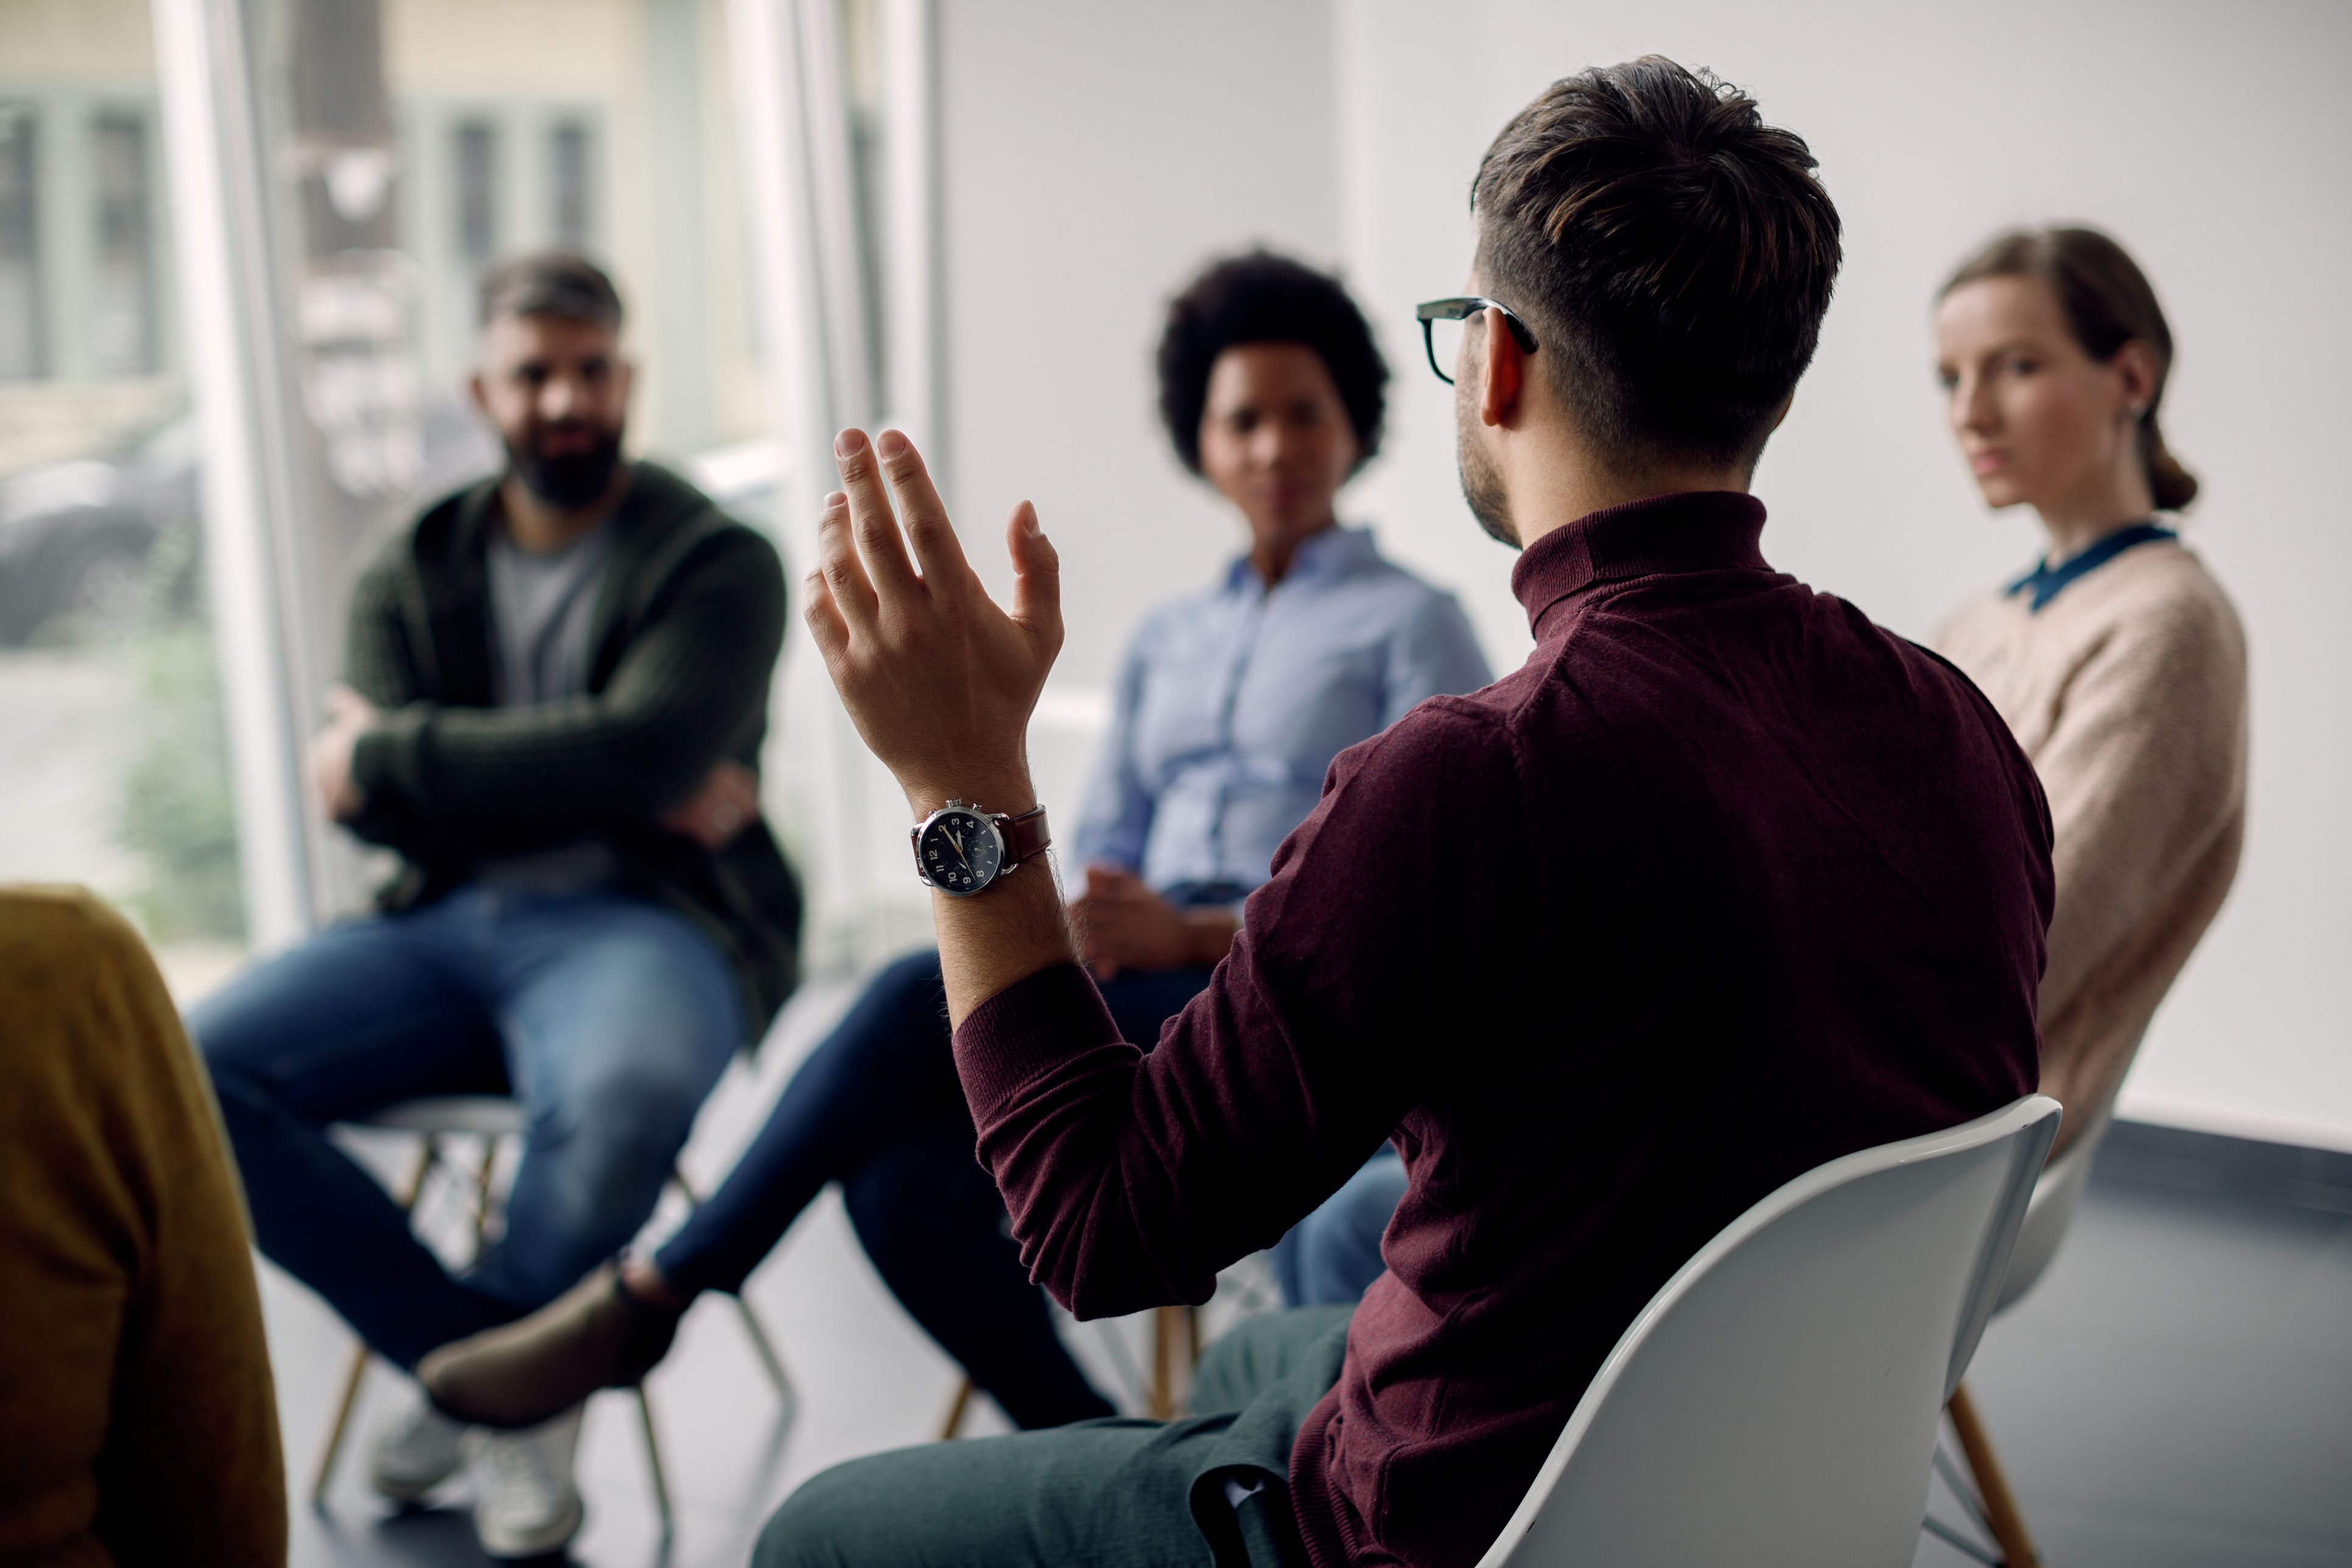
[785,0,1346,951]
[937,0,1344,684]
[1334,0,2352,1149]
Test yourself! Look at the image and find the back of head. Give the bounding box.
[478,250,625,332]
[1944,226,2197,512]
[1473,57,1842,475]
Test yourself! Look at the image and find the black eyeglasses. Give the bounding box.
[1415,296,1539,385]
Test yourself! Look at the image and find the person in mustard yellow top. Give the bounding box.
[0,887,285,1566]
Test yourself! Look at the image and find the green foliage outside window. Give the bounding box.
[111,525,245,943]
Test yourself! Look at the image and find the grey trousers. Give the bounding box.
[754,1305,1355,1568]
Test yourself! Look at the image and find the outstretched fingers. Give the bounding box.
[833,428,922,604]
[1006,500,1063,653]
[803,555,852,671]
[811,488,877,639]
[874,429,973,587]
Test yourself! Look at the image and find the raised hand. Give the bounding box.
[802,428,1062,814]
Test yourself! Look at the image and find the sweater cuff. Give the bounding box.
[952,962,1127,1121]
[352,707,432,807]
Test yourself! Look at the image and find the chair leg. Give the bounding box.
[1948,1381,2040,1566]
[635,1385,673,1528]
[937,1377,975,1440]
[467,1136,499,1256]
[729,1293,796,1405]
[311,1138,438,1506]
[670,1165,797,1410]
[311,1343,374,1507]
[1149,1304,1198,1419]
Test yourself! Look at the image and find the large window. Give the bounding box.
[89,113,156,377]
[453,116,499,267]
[550,117,591,251]
[0,103,41,381]
[0,5,243,1002]
[160,0,783,939]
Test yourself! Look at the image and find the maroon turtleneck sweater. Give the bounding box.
[954,491,2052,1568]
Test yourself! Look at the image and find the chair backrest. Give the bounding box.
[1993,1037,2147,1317]
[1472,1094,2060,1568]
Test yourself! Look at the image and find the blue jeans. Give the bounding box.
[1271,1148,1407,1308]
[193,886,741,1369]
[654,947,1215,1430]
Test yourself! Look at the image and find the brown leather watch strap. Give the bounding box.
[998,805,1051,870]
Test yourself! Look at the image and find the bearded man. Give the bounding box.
[192,253,799,1557]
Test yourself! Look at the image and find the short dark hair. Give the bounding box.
[478,251,625,331]
[1944,226,2197,512]
[1472,57,1842,472]
[1155,251,1387,475]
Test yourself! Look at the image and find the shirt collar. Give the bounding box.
[1225,523,1379,592]
[2005,521,2176,612]
[1511,491,1770,635]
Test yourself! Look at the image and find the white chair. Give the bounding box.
[1932,1099,2114,1566]
[310,1095,796,1521]
[1470,1094,2060,1568]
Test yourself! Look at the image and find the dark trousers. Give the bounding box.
[654,947,1215,1430]
[754,1305,1354,1568]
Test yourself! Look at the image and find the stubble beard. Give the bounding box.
[1455,387,1518,549]
[509,422,625,511]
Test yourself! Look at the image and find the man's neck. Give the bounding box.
[499,467,630,554]
[1510,447,1751,553]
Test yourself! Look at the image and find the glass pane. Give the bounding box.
[90,114,157,376]
[0,4,247,1000]
[549,117,591,250]
[223,0,779,924]
[0,103,41,380]
[453,117,499,265]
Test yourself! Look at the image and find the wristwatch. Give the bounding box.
[910,800,1051,897]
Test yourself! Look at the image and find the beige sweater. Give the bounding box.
[1937,537,2248,1155]
[0,889,286,1566]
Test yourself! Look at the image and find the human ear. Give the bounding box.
[466,369,491,420]
[1478,309,1525,428]
[2112,340,2158,419]
[1765,390,1796,435]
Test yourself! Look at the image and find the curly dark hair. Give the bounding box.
[1155,251,1387,475]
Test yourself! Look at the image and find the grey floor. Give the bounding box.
[1914,1125,2352,1568]
[265,978,2352,1567]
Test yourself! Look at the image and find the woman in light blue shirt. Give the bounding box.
[418,252,1489,1433]
[1069,253,1490,980]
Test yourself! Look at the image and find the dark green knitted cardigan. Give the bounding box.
[345,461,802,1034]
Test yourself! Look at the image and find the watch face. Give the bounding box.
[916,808,1004,895]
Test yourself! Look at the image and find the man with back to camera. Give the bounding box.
[757,57,2053,1568]
[191,253,799,1558]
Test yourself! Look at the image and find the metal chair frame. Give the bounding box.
[309,1099,794,1523]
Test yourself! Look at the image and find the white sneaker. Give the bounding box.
[462,1404,586,1559]
[369,1387,465,1502]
